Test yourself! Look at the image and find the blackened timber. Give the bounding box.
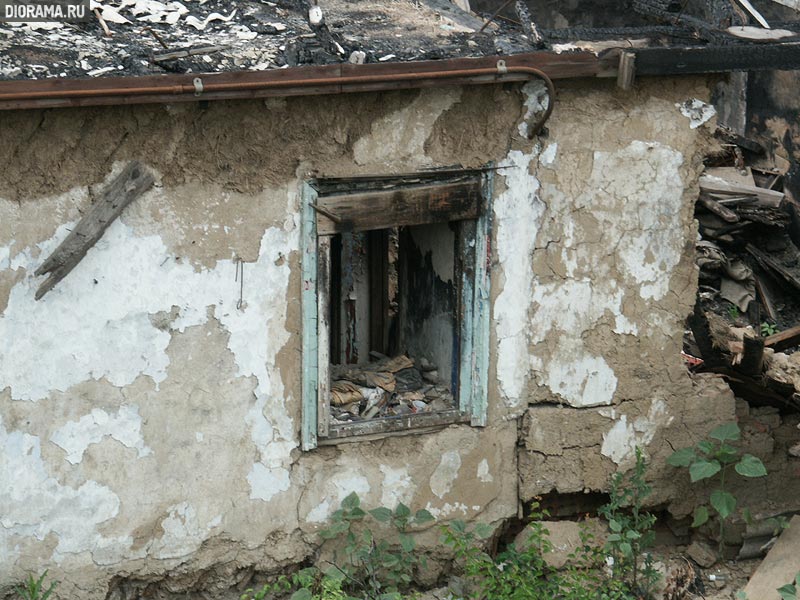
[688,301,726,367]
[739,335,765,378]
[746,243,800,292]
[633,43,800,75]
[316,181,481,235]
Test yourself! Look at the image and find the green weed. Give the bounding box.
[668,422,767,554]
[15,572,58,600]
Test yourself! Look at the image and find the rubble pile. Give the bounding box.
[687,133,800,412]
[329,354,454,423]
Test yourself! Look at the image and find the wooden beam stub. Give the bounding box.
[34,161,154,300]
[617,51,636,90]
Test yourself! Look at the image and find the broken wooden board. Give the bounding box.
[705,166,755,187]
[418,0,486,31]
[727,25,800,41]
[769,0,800,10]
[700,174,784,207]
[765,324,800,351]
[34,161,155,300]
[316,181,481,235]
[742,515,800,600]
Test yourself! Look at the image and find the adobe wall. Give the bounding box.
[0,77,726,598]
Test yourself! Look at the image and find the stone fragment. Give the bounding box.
[687,540,718,568]
[514,519,606,569]
[789,442,800,458]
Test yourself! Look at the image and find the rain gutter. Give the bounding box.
[0,50,612,115]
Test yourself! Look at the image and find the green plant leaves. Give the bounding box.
[609,519,622,533]
[369,507,393,522]
[692,506,710,527]
[690,459,721,482]
[710,490,737,520]
[399,533,415,553]
[709,422,741,442]
[667,447,696,467]
[414,509,435,525]
[342,492,360,510]
[777,583,797,600]
[697,440,714,455]
[474,523,495,539]
[736,454,768,478]
[289,589,313,600]
[394,503,411,519]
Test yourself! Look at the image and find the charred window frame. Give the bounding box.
[300,170,492,450]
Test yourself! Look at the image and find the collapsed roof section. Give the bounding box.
[0,0,535,81]
[1,0,800,83]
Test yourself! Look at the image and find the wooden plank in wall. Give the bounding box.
[35,161,154,300]
[316,181,481,235]
[317,235,331,438]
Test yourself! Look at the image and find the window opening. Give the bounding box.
[301,170,492,449]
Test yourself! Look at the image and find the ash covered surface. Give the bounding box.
[0,0,533,81]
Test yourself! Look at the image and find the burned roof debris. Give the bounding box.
[0,0,536,81]
[1,0,800,83]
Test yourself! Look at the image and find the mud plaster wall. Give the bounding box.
[0,77,714,598]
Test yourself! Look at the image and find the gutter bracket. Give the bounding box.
[496,59,508,75]
[193,77,204,96]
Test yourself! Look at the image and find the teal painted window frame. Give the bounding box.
[300,173,493,450]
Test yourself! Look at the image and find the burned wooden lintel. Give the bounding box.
[315,181,481,235]
[34,161,155,300]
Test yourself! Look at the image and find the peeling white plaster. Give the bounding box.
[248,463,292,502]
[306,466,371,524]
[518,79,550,138]
[535,339,618,408]
[539,142,558,167]
[476,459,493,483]
[307,500,332,524]
[149,502,222,560]
[51,405,151,464]
[0,416,121,562]
[677,98,717,129]
[493,148,544,407]
[589,142,686,301]
[494,135,686,409]
[601,399,673,464]
[0,185,300,506]
[430,450,461,499]
[423,501,471,519]
[380,465,415,509]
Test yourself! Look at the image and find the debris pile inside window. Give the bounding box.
[329,353,455,423]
